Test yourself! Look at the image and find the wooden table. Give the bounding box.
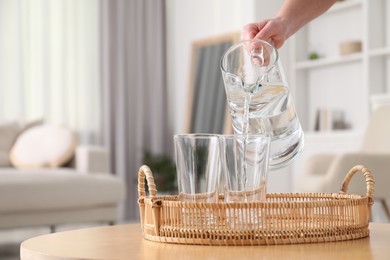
[21,223,390,260]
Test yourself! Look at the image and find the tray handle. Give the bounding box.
[340,165,375,206]
[138,165,157,198]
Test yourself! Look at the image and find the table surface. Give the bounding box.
[21,223,390,260]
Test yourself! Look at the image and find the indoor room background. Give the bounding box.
[1,0,389,225]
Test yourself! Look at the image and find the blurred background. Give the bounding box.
[4,2,390,259]
[1,0,389,227]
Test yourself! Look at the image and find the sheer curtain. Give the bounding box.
[0,0,101,144]
[100,0,170,221]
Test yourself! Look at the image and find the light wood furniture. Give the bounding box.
[20,223,390,260]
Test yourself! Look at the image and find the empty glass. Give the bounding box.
[174,134,220,203]
[220,39,304,169]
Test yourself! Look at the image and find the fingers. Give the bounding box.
[241,21,268,41]
[256,22,280,48]
[242,19,287,48]
[255,24,272,41]
[241,24,257,41]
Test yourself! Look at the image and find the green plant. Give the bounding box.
[309,51,320,60]
[142,151,177,194]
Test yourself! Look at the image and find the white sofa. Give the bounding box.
[0,122,125,230]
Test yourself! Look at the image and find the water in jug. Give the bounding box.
[220,39,304,169]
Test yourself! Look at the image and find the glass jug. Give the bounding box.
[220,39,304,169]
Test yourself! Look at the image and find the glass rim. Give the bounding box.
[174,133,271,139]
[174,133,220,139]
[218,134,271,140]
[219,133,270,137]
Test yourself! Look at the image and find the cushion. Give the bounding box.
[0,121,21,166]
[9,125,77,168]
[0,119,44,167]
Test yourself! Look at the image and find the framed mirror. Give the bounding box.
[185,32,240,134]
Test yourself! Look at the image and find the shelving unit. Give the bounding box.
[290,0,390,134]
[369,47,390,57]
[288,0,390,190]
[295,52,363,70]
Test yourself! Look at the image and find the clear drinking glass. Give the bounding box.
[174,134,220,203]
[220,134,270,203]
[220,39,304,169]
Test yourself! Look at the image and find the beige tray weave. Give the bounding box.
[138,165,374,246]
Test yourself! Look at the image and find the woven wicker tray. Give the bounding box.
[138,165,374,246]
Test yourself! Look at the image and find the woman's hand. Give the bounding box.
[241,18,288,49]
